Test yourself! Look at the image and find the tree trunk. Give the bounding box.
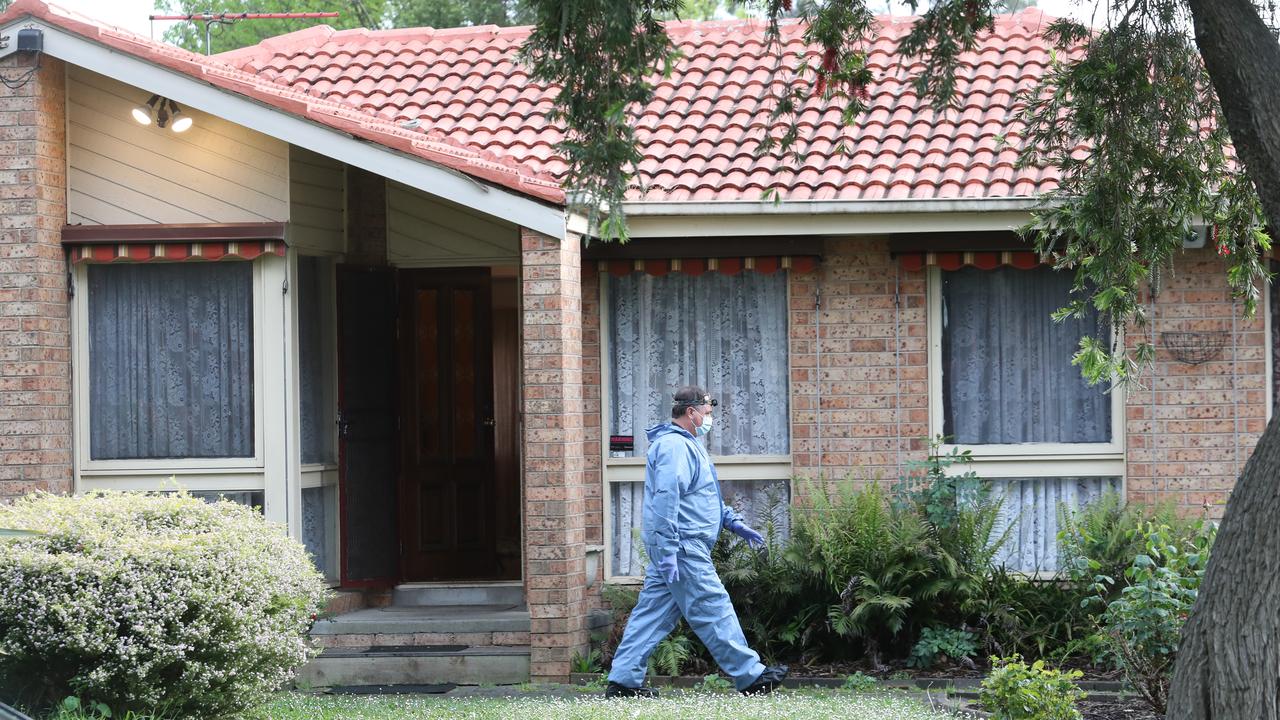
[1170,2,1280,718]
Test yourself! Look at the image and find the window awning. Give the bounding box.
[590,256,819,277]
[897,250,1045,272]
[62,222,287,264]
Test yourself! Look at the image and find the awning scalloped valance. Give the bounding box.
[589,256,819,277]
[897,250,1046,272]
[69,240,285,264]
[62,222,288,264]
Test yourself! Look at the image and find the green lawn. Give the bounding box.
[241,690,968,720]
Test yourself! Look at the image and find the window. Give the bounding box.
[605,270,791,577]
[932,265,1124,573]
[298,256,335,466]
[88,262,254,460]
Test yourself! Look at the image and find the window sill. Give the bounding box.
[604,455,792,483]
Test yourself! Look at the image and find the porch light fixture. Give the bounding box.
[131,94,193,133]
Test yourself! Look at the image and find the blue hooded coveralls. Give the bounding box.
[606,422,767,691]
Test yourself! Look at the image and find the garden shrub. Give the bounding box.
[1097,520,1214,715]
[1058,491,1202,604]
[978,655,1085,720]
[714,490,830,664]
[0,491,329,718]
[964,566,1100,663]
[791,441,1006,667]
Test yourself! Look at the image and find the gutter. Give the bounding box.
[620,197,1049,217]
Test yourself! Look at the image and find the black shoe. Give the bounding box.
[605,681,660,699]
[741,665,788,696]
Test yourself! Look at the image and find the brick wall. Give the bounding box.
[789,238,929,485]
[1125,248,1268,515]
[520,228,589,681]
[0,53,70,501]
[580,240,1266,559]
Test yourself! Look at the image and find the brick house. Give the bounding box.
[0,0,1267,685]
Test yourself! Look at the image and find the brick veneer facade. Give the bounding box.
[0,53,70,501]
[520,228,590,681]
[1124,249,1268,515]
[789,238,930,482]
[579,239,1268,592]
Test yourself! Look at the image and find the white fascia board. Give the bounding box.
[8,19,566,239]
[620,198,1048,238]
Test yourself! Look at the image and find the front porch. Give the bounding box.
[302,582,534,688]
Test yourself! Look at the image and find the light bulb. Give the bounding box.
[171,115,193,133]
[130,106,152,125]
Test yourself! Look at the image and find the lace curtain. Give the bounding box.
[941,266,1111,444]
[991,476,1121,573]
[89,263,254,459]
[611,478,791,576]
[607,271,790,457]
[298,257,334,465]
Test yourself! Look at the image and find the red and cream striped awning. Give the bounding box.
[591,256,819,277]
[70,240,285,264]
[62,222,287,264]
[897,250,1046,272]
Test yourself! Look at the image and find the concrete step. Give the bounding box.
[299,645,530,687]
[313,604,530,637]
[393,581,523,607]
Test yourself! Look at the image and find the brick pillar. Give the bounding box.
[521,227,588,681]
[0,53,69,501]
[345,167,386,265]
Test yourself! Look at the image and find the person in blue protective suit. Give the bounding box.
[605,385,789,698]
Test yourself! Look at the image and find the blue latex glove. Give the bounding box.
[726,519,766,550]
[658,554,680,584]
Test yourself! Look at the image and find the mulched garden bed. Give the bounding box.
[1077,697,1162,720]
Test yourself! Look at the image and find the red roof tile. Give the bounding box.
[4,0,1073,206]
[0,0,565,204]
[216,9,1069,203]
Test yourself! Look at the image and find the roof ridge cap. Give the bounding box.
[225,24,336,60]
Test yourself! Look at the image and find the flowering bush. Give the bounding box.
[0,491,329,718]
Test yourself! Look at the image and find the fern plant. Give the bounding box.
[647,624,695,676]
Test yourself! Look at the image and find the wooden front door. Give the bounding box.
[398,268,501,580]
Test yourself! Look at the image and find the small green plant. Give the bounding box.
[647,627,694,676]
[571,648,604,674]
[1098,520,1213,715]
[841,671,878,692]
[907,626,978,668]
[889,670,913,681]
[892,436,982,531]
[695,673,734,692]
[55,696,113,719]
[578,674,608,692]
[979,655,1085,720]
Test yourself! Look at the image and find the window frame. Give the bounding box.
[72,259,269,474]
[600,268,794,583]
[926,265,1127,466]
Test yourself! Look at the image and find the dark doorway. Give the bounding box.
[398,268,518,581]
[336,265,399,586]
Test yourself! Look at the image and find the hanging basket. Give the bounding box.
[1160,331,1228,365]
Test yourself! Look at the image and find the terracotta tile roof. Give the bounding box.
[219,9,1071,203]
[3,0,1072,206]
[0,0,565,204]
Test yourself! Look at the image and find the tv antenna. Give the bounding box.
[149,11,342,55]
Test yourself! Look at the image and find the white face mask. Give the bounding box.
[693,408,713,436]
